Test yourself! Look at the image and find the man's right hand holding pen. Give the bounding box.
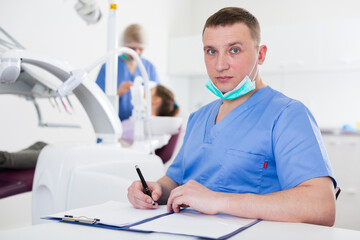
[128,175,179,210]
[127,180,162,209]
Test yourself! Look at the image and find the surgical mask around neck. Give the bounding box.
[206,50,259,100]
[121,53,132,62]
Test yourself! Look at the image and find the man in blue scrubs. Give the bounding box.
[96,24,159,121]
[128,7,337,226]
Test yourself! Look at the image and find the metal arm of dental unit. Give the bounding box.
[56,47,153,148]
[0,49,122,144]
[56,46,152,118]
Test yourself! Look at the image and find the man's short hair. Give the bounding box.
[203,7,261,46]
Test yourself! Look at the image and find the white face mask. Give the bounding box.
[206,49,260,100]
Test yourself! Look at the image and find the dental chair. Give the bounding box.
[155,126,182,164]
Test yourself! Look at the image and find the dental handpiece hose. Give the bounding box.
[135,165,155,206]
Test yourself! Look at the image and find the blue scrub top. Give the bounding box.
[167,86,336,194]
[96,56,159,121]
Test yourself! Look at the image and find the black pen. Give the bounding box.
[135,165,155,206]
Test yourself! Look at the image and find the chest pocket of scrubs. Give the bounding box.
[219,149,267,194]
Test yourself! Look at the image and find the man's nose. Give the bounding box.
[215,53,230,72]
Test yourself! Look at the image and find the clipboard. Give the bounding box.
[62,215,100,224]
[44,201,260,240]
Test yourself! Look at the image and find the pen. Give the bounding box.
[135,165,155,206]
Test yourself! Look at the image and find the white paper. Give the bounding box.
[130,208,257,239]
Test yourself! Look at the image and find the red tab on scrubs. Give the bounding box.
[263,162,268,169]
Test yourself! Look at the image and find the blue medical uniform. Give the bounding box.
[96,56,159,121]
[167,86,336,194]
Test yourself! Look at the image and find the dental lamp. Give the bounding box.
[74,0,102,25]
[56,47,152,117]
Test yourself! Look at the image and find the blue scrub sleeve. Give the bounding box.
[273,101,336,189]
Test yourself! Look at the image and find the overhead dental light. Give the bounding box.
[74,0,102,25]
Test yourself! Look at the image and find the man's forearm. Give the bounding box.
[217,177,336,226]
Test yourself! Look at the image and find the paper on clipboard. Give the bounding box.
[45,200,260,239]
[131,208,259,239]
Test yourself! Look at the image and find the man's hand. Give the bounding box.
[117,82,133,97]
[127,180,162,209]
[167,180,220,214]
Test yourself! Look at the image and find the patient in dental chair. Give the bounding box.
[121,84,181,163]
[0,142,46,198]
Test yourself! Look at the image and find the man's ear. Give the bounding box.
[258,45,267,65]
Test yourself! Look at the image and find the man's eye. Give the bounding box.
[230,48,240,54]
[207,49,216,55]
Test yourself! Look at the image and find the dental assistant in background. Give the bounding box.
[96,24,160,121]
[127,7,337,226]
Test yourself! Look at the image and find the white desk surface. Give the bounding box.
[1,220,360,240]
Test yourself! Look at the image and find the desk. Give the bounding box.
[1,221,360,240]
